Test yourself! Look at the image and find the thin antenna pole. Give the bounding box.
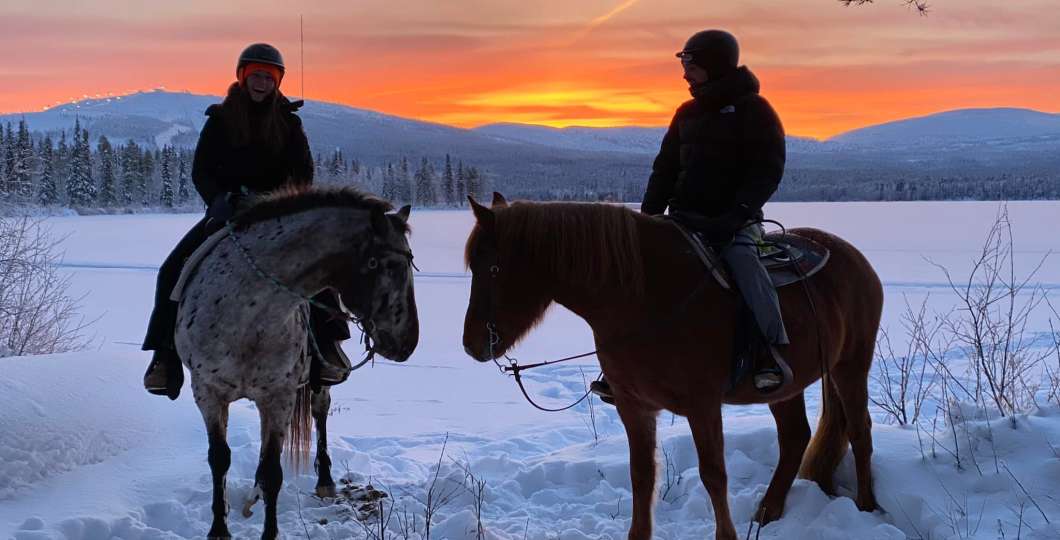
[300,14,305,100]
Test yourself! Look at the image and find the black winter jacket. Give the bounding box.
[642,67,785,228]
[192,92,314,207]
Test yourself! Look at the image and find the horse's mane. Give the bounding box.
[479,201,646,297]
[232,186,404,231]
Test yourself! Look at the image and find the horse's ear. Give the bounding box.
[491,192,509,208]
[394,205,411,223]
[468,196,495,227]
[370,208,389,234]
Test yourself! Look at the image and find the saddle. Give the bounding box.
[668,219,830,290]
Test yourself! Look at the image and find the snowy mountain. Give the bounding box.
[474,123,667,154]
[0,90,651,197]
[829,107,1060,147]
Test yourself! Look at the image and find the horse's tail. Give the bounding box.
[798,372,848,494]
[286,384,314,473]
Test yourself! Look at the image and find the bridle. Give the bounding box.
[475,235,710,412]
[224,222,415,366]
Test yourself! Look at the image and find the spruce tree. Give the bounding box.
[381,162,397,202]
[12,119,33,199]
[465,165,482,202]
[413,157,436,207]
[176,151,191,204]
[2,123,14,197]
[456,161,467,204]
[66,120,95,205]
[139,148,154,206]
[397,157,413,205]
[159,146,175,207]
[37,136,58,205]
[442,154,455,206]
[55,131,70,204]
[120,141,141,206]
[96,136,117,206]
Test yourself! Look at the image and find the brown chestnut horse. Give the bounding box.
[461,194,882,540]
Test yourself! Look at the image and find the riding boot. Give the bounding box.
[142,216,213,400]
[144,348,184,400]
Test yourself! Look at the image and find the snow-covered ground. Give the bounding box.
[2,201,1059,539]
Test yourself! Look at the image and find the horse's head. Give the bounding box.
[348,205,419,362]
[462,193,552,362]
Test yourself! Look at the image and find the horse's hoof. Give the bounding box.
[316,483,337,498]
[856,493,878,512]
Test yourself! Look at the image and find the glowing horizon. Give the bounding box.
[2,0,1058,139]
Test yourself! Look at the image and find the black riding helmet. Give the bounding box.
[677,30,739,80]
[237,43,285,73]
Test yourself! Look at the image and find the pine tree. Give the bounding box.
[176,151,191,204]
[159,146,175,207]
[96,135,117,206]
[37,136,58,205]
[413,157,436,207]
[442,154,455,206]
[66,120,95,205]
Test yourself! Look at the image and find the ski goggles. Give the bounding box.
[676,51,698,69]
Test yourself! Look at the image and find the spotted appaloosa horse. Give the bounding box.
[461,193,882,540]
[174,188,419,540]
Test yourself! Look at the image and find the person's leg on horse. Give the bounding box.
[308,290,353,387]
[143,216,219,399]
[721,223,792,393]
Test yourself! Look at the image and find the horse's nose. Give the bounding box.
[463,344,476,358]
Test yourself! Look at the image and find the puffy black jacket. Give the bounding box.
[642,67,785,226]
[192,90,313,207]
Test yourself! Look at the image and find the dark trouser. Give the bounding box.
[720,224,789,346]
[143,216,218,351]
[142,217,352,355]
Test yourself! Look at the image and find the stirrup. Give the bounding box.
[313,341,352,387]
[754,346,793,395]
[589,379,616,406]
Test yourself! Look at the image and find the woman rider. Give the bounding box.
[142,43,352,399]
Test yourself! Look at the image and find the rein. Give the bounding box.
[483,250,712,413]
[223,222,413,367]
[484,216,828,413]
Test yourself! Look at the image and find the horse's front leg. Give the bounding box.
[194,390,232,539]
[312,387,336,497]
[615,397,659,540]
[688,403,737,540]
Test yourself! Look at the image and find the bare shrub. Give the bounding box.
[872,295,950,425]
[929,206,1051,417]
[0,216,91,356]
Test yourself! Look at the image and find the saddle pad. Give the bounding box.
[759,233,830,288]
[169,226,232,302]
[670,220,830,289]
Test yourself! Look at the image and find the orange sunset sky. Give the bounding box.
[2,0,1059,139]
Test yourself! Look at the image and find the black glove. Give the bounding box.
[672,208,750,245]
[206,192,241,223]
